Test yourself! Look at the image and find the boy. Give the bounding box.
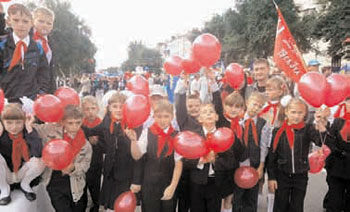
[126,99,183,212]
[33,7,56,94]
[0,4,49,103]
[35,105,92,212]
[0,104,45,205]
[234,92,271,212]
[81,96,102,212]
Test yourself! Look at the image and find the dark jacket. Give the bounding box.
[175,92,201,132]
[267,123,323,180]
[0,129,43,172]
[0,34,49,102]
[325,118,350,179]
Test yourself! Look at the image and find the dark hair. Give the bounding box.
[62,105,83,120]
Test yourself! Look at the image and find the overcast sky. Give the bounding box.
[13,0,235,70]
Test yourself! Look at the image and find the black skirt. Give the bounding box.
[215,170,235,198]
[99,175,131,210]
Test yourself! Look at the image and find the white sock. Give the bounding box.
[267,193,275,212]
[222,208,232,212]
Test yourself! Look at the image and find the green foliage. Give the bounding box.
[121,41,163,73]
[28,0,97,76]
[312,0,350,56]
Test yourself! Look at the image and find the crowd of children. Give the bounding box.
[0,2,349,212]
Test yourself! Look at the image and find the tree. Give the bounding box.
[190,0,313,66]
[28,0,97,76]
[121,41,163,73]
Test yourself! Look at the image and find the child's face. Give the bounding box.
[108,102,123,120]
[154,111,173,129]
[7,12,33,39]
[33,13,54,36]
[246,98,264,117]
[265,84,283,101]
[186,98,201,118]
[198,105,218,125]
[285,103,306,125]
[224,104,244,119]
[2,119,24,135]
[62,118,82,134]
[82,103,99,121]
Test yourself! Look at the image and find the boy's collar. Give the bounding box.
[12,32,30,47]
[202,126,216,136]
[243,113,257,122]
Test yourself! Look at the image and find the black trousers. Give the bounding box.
[141,184,175,212]
[190,177,221,212]
[233,182,259,212]
[176,169,190,212]
[326,176,350,212]
[274,171,308,212]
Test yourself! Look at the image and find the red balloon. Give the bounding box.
[298,72,327,107]
[0,89,4,114]
[325,74,348,107]
[322,144,331,160]
[182,54,202,74]
[224,63,245,89]
[207,128,234,153]
[163,55,183,76]
[114,191,136,212]
[34,95,64,122]
[126,75,149,96]
[192,33,221,67]
[0,0,11,2]
[42,139,74,170]
[174,131,210,159]
[234,166,259,189]
[122,95,151,128]
[54,87,80,108]
[308,150,325,174]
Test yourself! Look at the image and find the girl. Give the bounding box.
[267,98,329,212]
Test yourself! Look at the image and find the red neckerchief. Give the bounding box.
[63,128,86,157]
[9,133,30,173]
[33,31,49,54]
[9,41,27,71]
[82,117,102,128]
[244,118,258,146]
[273,120,305,151]
[109,114,125,134]
[259,101,279,125]
[225,115,242,139]
[334,103,346,118]
[340,113,350,142]
[150,123,175,158]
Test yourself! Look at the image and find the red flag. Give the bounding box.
[273,3,307,82]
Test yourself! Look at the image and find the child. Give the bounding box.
[126,99,183,212]
[267,98,328,212]
[35,105,92,212]
[0,104,45,205]
[215,92,245,212]
[325,98,350,212]
[81,96,102,212]
[32,7,56,94]
[234,91,271,212]
[0,4,49,103]
[84,92,142,212]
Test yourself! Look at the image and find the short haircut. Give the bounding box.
[81,95,99,107]
[62,105,84,121]
[247,92,266,105]
[1,104,25,121]
[224,92,245,108]
[266,76,289,95]
[187,94,201,102]
[8,4,32,19]
[199,103,216,112]
[33,7,55,20]
[108,92,127,105]
[154,99,174,114]
[253,58,270,68]
[285,98,308,113]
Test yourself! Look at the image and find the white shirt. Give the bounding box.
[137,127,182,161]
[13,32,30,64]
[197,127,216,176]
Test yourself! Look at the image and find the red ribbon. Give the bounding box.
[64,128,86,158]
[273,120,305,151]
[9,133,30,173]
[334,103,346,118]
[9,41,27,71]
[244,118,258,146]
[33,31,49,54]
[225,115,242,140]
[259,102,279,125]
[150,123,174,158]
[340,113,350,142]
[82,117,102,128]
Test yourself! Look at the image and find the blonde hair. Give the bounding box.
[266,76,289,96]
[33,7,55,20]
[62,105,84,121]
[224,92,245,108]
[279,98,309,123]
[247,92,266,105]
[154,99,174,114]
[81,95,99,107]
[8,3,32,19]
[1,104,25,121]
[108,92,127,105]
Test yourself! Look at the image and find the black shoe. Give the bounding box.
[0,196,11,205]
[20,188,36,201]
